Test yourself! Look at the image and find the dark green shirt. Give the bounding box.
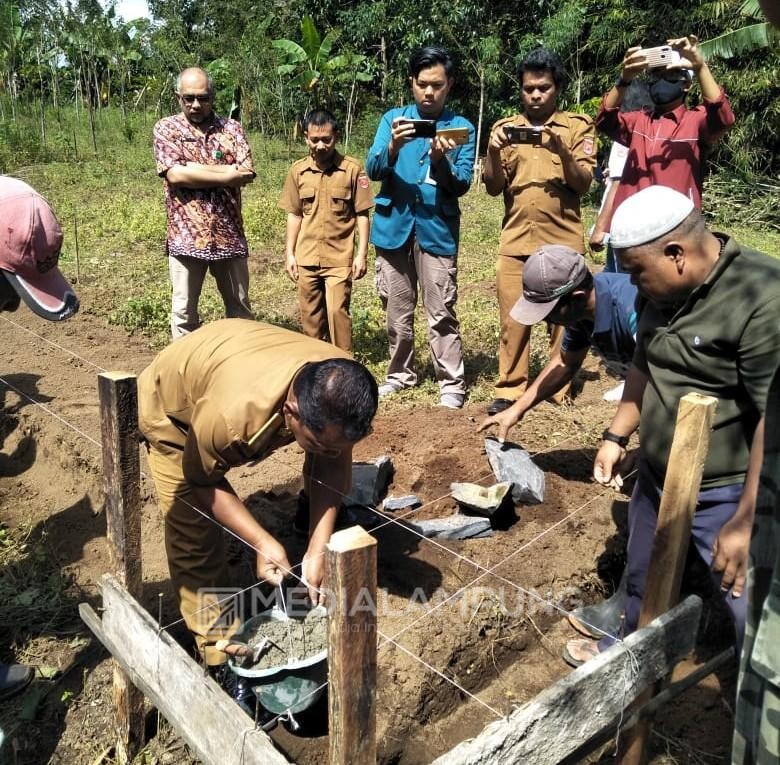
[635,236,780,489]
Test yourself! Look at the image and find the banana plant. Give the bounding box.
[272,16,342,93]
[700,0,778,58]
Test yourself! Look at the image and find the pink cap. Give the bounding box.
[0,176,78,321]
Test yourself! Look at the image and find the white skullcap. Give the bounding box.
[610,186,695,248]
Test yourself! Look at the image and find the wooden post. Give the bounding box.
[619,392,718,765]
[327,525,378,765]
[98,372,145,763]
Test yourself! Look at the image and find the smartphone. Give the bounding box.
[403,119,437,138]
[638,45,682,70]
[503,125,543,145]
[436,127,470,145]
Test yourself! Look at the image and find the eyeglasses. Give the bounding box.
[178,93,212,104]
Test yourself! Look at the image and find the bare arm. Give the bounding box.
[593,364,647,487]
[712,417,764,597]
[478,347,588,441]
[192,481,291,584]
[285,213,302,282]
[590,180,621,251]
[302,448,353,603]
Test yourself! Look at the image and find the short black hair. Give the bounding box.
[519,48,566,90]
[293,359,378,441]
[408,46,454,79]
[303,108,339,133]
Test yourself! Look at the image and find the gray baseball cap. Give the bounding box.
[509,245,589,325]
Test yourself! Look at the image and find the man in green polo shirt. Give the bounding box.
[565,185,780,666]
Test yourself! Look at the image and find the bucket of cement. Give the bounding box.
[227,605,328,715]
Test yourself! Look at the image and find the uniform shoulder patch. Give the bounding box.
[583,137,595,156]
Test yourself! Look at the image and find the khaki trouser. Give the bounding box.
[375,239,465,395]
[146,445,240,666]
[169,255,253,339]
[297,265,353,353]
[496,254,567,401]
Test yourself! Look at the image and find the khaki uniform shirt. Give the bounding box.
[137,319,350,486]
[486,111,596,256]
[279,153,374,267]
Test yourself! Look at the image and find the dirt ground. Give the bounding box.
[0,300,737,765]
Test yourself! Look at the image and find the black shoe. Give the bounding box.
[486,398,514,416]
[0,663,34,701]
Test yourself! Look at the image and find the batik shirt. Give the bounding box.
[153,113,254,260]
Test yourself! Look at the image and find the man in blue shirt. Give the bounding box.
[366,46,476,409]
[479,245,638,442]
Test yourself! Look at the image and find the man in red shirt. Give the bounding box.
[595,35,734,230]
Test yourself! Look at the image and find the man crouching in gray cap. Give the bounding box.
[563,185,780,666]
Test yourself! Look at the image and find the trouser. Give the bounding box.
[375,238,465,395]
[598,470,747,652]
[146,444,241,666]
[604,243,622,274]
[169,255,253,339]
[297,265,353,353]
[495,254,566,401]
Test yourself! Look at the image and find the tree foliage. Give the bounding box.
[0,0,777,180]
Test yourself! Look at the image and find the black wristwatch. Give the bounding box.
[614,76,631,89]
[602,429,629,448]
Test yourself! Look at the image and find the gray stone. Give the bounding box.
[343,456,394,507]
[382,494,422,512]
[484,437,545,505]
[407,514,493,540]
[450,482,513,518]
[345,505,385,530]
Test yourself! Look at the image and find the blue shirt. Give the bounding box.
[366,105,476,256]
[561,273,638,376]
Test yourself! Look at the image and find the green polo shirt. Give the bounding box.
[635,236,780,490]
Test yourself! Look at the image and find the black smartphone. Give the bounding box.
[504,125,543,145]
[404,119,437,138]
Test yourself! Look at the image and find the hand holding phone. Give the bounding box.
[503,125,543,145]
[637,45,682,70]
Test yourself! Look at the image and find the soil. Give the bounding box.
[0,299,737,765]
[242,610,328,670]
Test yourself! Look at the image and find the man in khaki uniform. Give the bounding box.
[280,109,374,353]
[138,319,378,665]
[483,48,596,415]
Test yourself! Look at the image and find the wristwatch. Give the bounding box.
[614,76,631,89]
[602,429,629,448]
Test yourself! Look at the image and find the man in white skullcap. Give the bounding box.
[565,185,780,666]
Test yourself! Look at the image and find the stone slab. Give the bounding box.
[484,437,545,505]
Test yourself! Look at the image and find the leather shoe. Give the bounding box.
[0,663,33,700]
[486,398,514,416]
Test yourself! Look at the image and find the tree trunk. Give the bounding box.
[475,67,485,177]
[380,35,387,105]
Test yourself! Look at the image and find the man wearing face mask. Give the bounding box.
[595,35,734,227]
[478,246,638,443]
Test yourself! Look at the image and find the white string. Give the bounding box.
[0,375,102,448]
[0,314,109,373]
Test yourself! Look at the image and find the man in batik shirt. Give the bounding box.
[153,67,255,338]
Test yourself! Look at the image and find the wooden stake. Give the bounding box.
[98,372,144,763]
[327,525,378,765]
[618,392,718,765]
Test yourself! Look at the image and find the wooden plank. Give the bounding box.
[429,595,703,765]
[619,393,718,765]
[80,575,290,765]
[562,648,733,763]
[327,526,378,765]
[98,371,144,763]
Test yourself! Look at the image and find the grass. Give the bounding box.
[4,106,780,406]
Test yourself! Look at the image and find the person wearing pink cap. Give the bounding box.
[0,177,79,320]
[0,175,79,700]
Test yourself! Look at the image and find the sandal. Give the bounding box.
[562,638,602,668]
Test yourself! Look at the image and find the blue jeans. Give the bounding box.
[599,469,746,651]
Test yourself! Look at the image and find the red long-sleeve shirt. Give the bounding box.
[595,88,735,229]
